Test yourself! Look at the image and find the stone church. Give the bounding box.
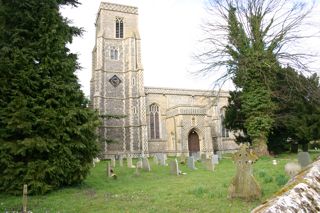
[90,2,238,158]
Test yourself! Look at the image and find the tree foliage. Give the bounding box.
[199,0,319,155]
[0,0,100,194]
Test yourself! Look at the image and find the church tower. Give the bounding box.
[90,2,148,158]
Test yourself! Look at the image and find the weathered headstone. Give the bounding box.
[23,184,27,213]
[119,156,123,167]
[92,157,100,167]
[153,155,159,165]
[107,162,112,177]
[192,152,200,161]
[205,159,215,171]
[170,159,179,175]
[285,162,301,177]
[187,156,197,170]
[228,144,261,200]
[142,157,151,172]
[201,153,207,161]
[298,152,311,168]
[179,153,187,164]
[111,157,116,168]
[212,154,219,165]
[158,154,167,166]
[127,157,133,168]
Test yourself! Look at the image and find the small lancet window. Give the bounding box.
[115,17,124,38]
[110,46,119,60]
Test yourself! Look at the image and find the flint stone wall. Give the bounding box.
[251,158,320,213]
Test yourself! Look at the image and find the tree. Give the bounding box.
[0,0,100,194]
[197,0,318,155]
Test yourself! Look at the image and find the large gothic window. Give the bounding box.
[149,104,160,139]
[115,17,124,38]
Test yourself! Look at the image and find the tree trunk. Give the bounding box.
[252,136,269,157]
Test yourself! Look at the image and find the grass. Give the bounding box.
[1,151,319,213]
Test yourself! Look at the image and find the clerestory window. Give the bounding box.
[149,104,160,139]
[115,17,124,38]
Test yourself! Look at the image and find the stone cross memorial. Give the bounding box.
[170,159,180,175]
[228,144,261,200]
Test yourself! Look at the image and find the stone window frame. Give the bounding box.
[110,46,119,60]
[115,17,124,39]
[149,103,161,139]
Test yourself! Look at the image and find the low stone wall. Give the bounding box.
[251,158,320,212]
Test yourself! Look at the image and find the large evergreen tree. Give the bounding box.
[0,0,100,194]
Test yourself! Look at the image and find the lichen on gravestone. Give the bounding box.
[228,144,261,200]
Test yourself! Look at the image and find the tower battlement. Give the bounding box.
[99,2,138,15]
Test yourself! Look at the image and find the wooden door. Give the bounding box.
[188,131,200,156]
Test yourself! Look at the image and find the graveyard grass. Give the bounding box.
[1,151,319,213]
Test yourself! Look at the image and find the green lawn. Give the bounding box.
[1,151,319,213]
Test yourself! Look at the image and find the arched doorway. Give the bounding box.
[188,129,200,156]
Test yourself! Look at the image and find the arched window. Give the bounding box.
[110,46,119,60]
[149,104,160,139]
[115,17,124,38]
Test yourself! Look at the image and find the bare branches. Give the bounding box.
[196,0,319,84]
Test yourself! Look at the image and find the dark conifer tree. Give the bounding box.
[0,0,100,194]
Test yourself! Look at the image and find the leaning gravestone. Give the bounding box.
[285,162,301,177]
[212,155,219,165]
[228,144,261,200]
[298,152,312,168]
[170,159,179,175]
[205,159,215,171]
[142,157,151,172]
[127,157,133,168]
[187,156,197,170]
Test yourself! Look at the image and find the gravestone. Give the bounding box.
[192,152,200,161]
[212,155,219,165]
[142,157,151,172]
[170,159,179,175]
[158,154,167,166]
[23,184,27,213]
[111,157,116,168]
[187,156,197,170]
[205,159,215,171]
[127,157,133,168]
[136,159,143,169]
[272,159,277,165]
[285,162,301,177]
[201,153,207,161]
[179,153,187,164]
[119,156,123,167]
[228,144,261,200]
[107,162,112,177]
[153,155,159,165]
[298,152,311,168]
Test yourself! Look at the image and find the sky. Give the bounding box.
[61,0,320,97]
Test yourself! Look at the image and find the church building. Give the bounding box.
[90,2,238,158]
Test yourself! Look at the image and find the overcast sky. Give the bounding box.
[61,0,320,97]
